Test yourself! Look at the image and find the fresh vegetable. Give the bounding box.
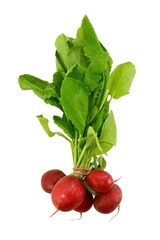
[18,15,136,218]
[86,169,113,193]
[41,169,65,193]
[51,176,86,211]
[94,184,122,214]
[74,189,93,213]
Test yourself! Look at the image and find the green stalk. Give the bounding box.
[93,156,98,169]
[99,89,109,111]
[70,141,75,166]
[83,181,96,195]
[73,130,78,167]
[76,144,87,167]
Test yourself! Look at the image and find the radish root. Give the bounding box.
[109,205,120,223]
[113,177,122,183]
[49,209,59,218]
[70,212,82,221]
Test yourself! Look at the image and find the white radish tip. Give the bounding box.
[109,205,120,223]
[70,212,82,221]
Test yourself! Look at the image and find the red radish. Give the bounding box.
[94,184,122,214]
[51,175,86,212]
[41,169,65,193]
[86,169,113,193]
[74,190,93,213]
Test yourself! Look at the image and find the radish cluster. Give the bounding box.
[41,169,122,217]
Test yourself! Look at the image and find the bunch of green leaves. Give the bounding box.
[18,15,136,171]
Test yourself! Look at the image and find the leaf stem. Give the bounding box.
[93,156,98,169]
[54,132,72,143]
[76,145,87,167]
[70,141,74,164]
[83,181,96,195]
[99,89,109,111]
[73,130,78,167]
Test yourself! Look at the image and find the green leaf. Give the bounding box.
[44,97,62,110]
[37,115,55,137]
[44,83,60,100]
[18,74,49,99]
[89,82,102,109]
[55,35,89,72]
[55,34,73,71]
[100,42,113,73]
[53,115,75,139]
[53,71,65,94]
[107,62,136,99]
[69,38,90,69]
[97,156,107,170]
[85,126,104,154]
[92,109,103,133]
[43,83,62,110]
[66,64,85,81]
[60,77,89,133]
[77,15,103,59]
[55,51,67,72]
[89,142,113,157]
[96,71,109,110]
[99,110,116,146]
[101,101,110,122]
[37,115,71,142]
[88,110,116,157]
[87,105,98,124]
[83,52,110,91]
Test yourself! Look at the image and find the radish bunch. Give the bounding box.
[41,169,122,216]
[19,15,135,220]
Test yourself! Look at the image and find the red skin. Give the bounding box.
[94,184,122,214]
[51,176,86,212]
[41,169,65,193]
[74,190,93,213]
[86,170,113,193]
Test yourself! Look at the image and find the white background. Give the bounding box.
[0,0,160,239]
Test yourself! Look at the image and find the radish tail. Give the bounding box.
[113,177,122,183]
[49,209,59,218]
[109,205,120,223]
[70,212,82,221]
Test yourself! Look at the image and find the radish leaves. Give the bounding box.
[37,115,71,142]
[77,15,103,59]
[53,115,75,139]
[60,77,89,134]
[18,74,49,99]
[107,62,136,99]
[18,15,135,171]
[83,52,110,91]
